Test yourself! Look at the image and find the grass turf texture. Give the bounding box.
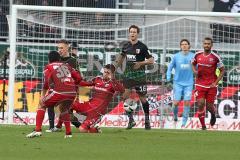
[0,125,239,160]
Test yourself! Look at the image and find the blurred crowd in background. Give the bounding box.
[1,0,240,42]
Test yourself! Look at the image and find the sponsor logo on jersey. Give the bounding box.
[198,63,212,67]
[126,55,136,62]
[94,86,109,93]
[136,49,140,54]
[180,64,190,69]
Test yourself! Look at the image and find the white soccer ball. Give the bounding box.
[123,98,138,112]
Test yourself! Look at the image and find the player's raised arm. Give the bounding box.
[112,42,130,70]
[113,53,125,69]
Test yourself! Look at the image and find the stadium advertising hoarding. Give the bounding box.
[0,44,239,129]
[1,113,240,131]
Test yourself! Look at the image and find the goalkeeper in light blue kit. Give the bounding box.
[166,39,194,128]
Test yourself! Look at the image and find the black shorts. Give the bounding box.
[123,78,147,96]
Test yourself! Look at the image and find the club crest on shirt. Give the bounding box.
[105,83,109,87]
[136,49,140,54]
[209,58,214,62]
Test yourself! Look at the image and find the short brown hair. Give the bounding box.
[57,39,69,45]
[180,39,190,45]
[104,64,115,73]
[128,25,140,33]
[204,37,213,44]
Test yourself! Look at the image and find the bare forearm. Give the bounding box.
[41,89,47,97]
[192,64,197,74]
[113,54,125,69]
[139,57,154,65]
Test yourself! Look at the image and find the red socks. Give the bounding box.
[35,109,45,132]
[198,109,206,128]
[60,113,71,135]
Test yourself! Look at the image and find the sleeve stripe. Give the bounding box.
[211,52,222,61]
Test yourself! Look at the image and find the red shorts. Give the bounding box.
[41,91,75,108]
[71,101,106,129]
[195,86,217,103]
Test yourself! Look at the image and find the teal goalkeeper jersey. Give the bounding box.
[166,51,194,86]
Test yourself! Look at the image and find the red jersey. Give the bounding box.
[88,76,124,107]
[43,62,82,94]
[192,51,224,87]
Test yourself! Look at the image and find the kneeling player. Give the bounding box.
[26,51,82,138]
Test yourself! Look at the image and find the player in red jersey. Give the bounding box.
[26,51,82,138]
[192,37,224,130]
[59,64,124,133]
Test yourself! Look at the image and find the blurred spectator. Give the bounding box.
[40,12,61,38]
[70,41,78,57]
[13,0,61,6]
[67,0,115,8]
[14,0,24,5]
[22,15,39,37]
[72,18,81,27]
[211,0,240,43]
[231,0,240,12]
[94,0,116,24]
[67,0,116,26]
[0,0,9,14]
[0,0,9,40]
[42,0,49,6]
[212,0,232,12]
[0,8,8,40]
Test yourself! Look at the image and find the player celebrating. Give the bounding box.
[56,64,124,133]
[26,51,82,138]
[166,39,194,128]
[192,37,224,130]
[114,25,154,130]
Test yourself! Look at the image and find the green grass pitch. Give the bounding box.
[0,125,240,160]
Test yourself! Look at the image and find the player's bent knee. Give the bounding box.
[79,126,88,133]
